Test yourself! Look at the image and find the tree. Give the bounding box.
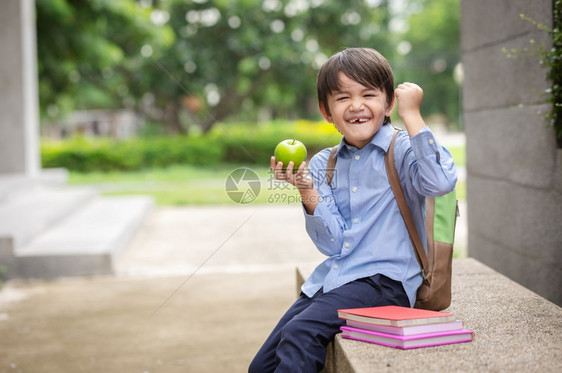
[144,0,394,132]
[36,0,394,133]
[38,1,465,133]
[36,0,174,125]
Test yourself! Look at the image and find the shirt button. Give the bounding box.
[330,237,335,242]
[333,264,339,269]
[355,155,360,160]
[429,139,435,145]
[351,187,358,193]
[344,242,350,248]
[352,218,359,224]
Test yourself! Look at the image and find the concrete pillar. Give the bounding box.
[461,0,562,306]
[0,0,40,176]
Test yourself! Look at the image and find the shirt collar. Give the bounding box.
[335,124,396,157]
[371,124,396,153]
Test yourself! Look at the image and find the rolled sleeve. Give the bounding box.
[407,127,458,196]
[410,126,441,160]
[303,201,343,256]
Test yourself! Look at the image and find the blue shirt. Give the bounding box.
[302,124,457,307]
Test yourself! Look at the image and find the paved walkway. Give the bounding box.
[0,205,319,373]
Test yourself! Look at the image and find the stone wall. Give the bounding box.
[461,0,562,305]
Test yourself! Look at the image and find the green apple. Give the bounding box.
[274,139,307,172]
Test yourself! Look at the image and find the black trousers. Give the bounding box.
[249,274,410,373]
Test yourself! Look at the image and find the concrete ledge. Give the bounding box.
[296,258,562,372]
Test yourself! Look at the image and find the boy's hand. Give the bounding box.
[395,82,423,119]
[270,156,314,191]
[395,82,426,136]
[270,156,320,214]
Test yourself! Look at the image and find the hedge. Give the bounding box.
[41,120,342,172]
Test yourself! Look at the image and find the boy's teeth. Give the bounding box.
[350,118,368,123]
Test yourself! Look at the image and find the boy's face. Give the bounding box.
[320,72,394,149]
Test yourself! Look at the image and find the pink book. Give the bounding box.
[345,319,464,336]
[340,326,474,350]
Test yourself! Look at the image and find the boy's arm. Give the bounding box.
[299,186,320,215]
[395,82,426,137]
[395,82,457,196]
[270,155,346,256]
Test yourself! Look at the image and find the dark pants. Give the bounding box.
[248,274,410,373]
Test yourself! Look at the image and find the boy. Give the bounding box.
[249,48,457,372]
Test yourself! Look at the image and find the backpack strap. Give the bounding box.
[384,130,430,278]
[326,146,338,186]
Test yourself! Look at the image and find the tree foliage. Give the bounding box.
[36,0,173,118]
[36,0,461,133]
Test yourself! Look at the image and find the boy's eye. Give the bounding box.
[336,96,349,101]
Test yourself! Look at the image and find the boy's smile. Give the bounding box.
[321,72,394,149]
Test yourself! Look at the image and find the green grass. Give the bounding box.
[68,146,466,205]
[69,164,301,206]
[68,164,232,183]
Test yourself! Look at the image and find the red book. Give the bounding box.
[337,305,456,327]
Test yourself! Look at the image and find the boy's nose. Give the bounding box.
[350,98,365,111]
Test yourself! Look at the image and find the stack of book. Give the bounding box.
[337,305,474,350]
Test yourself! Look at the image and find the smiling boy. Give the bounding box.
[249,48,457,373]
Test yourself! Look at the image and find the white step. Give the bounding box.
[16,195,153,278]
[0,184,98,248]
[0,168,69,200]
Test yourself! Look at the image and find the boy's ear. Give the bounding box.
[319,102,333,123]
[385,95,396,117]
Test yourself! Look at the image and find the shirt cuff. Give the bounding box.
[410,126,440,160]
[302,199,332,233]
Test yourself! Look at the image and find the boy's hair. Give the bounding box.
[317,48,394,124]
